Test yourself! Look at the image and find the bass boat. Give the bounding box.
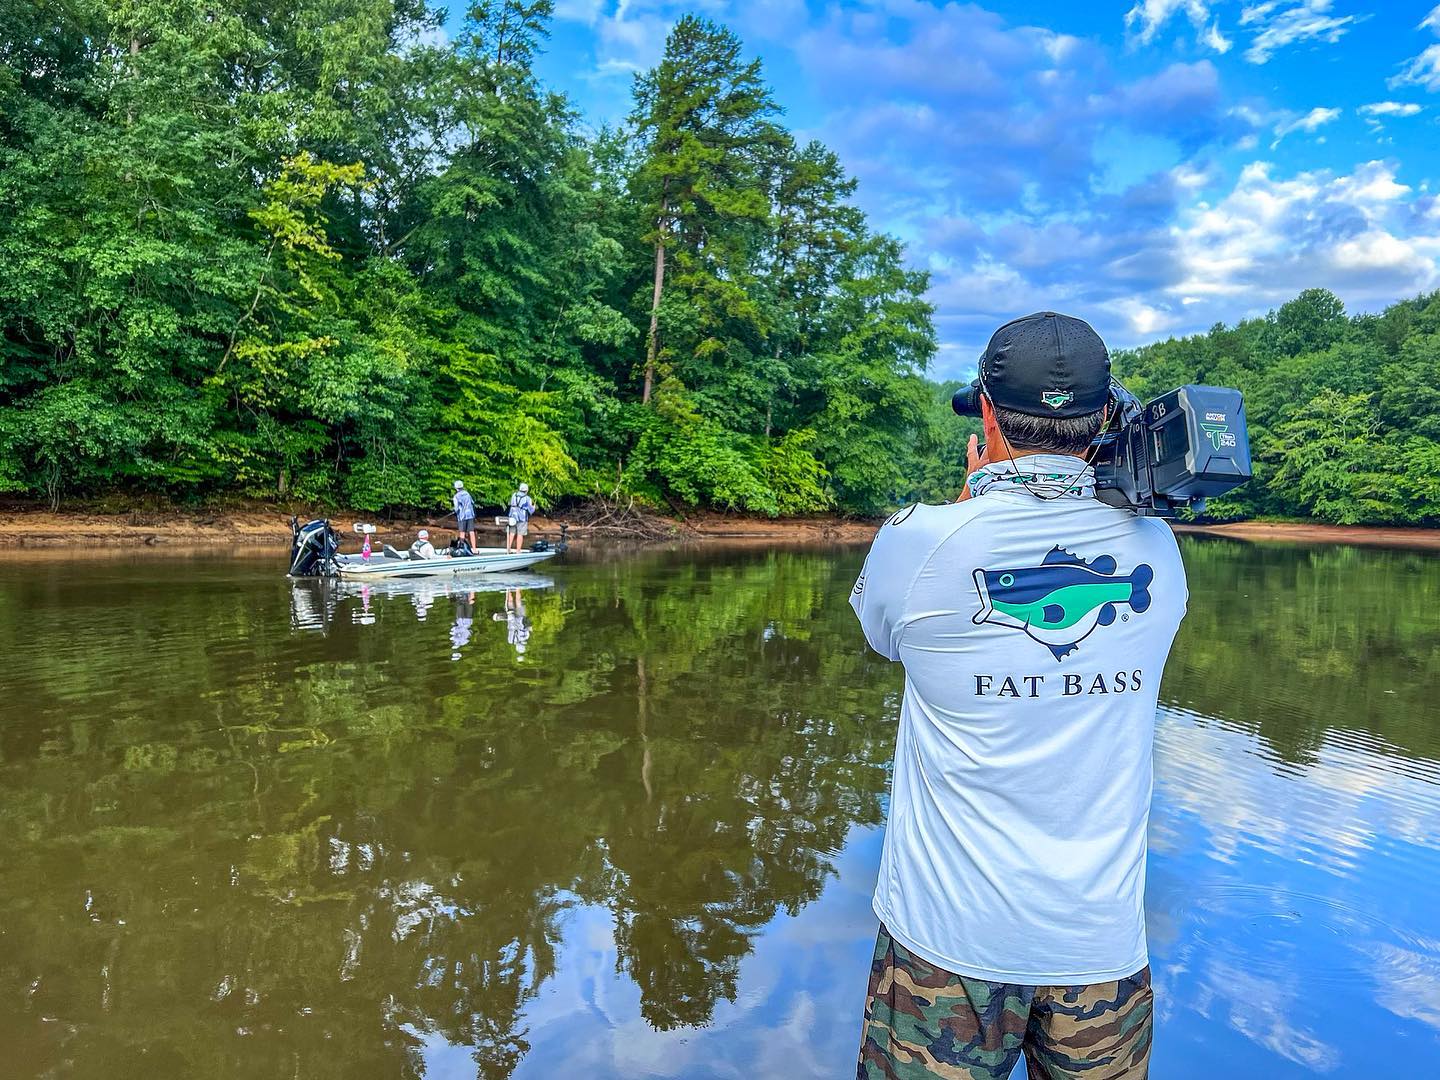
[289,518,562,579]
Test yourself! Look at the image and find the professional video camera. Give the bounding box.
[952,379,1252,517]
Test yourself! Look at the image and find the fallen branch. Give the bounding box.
[564,494,689,542]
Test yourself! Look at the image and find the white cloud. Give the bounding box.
[1390,6,1440,92]
[1270,105,1340,146]
[1172,163,1214,189]
[553,0,605,25]
[1126,1,1355,67]
[1330,230,1421,272]
[1392,44,1440,93]
[1360,101,1424,117]
[555,0,812,89]
[1169,160,1439,307]
[402,22,449,51]
[1124,0,1231,52]
[1360,101,1424,135]
[1199,19,1234,53]
[1238,0,1281,25]
[1241,0,1355,64]
[1109,297,1182,336]
[601,8,671,65]
[1227,103,1267,127]
[1331,164,1411,205]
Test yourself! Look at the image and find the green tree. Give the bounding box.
[809,233,936,513]
[629,15,780,407]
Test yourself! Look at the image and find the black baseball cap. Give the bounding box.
[952,311,1111,419]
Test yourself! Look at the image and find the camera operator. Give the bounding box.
[851,312,1188,1080]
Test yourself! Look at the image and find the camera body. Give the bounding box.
[952,380,1252,516]
[1091,382,1251,516]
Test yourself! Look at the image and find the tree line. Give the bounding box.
[1112,287,1440,525]
[0,0,943,517]
[5,2,1437,524]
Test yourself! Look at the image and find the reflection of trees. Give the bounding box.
[0,548,893,1077]
[1168,538,1440,765]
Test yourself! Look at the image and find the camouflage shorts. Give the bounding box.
[856,924,1153,1080]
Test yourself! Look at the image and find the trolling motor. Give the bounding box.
[531,523,569,554]
[952,379,1252,517]
[288,517,340,576]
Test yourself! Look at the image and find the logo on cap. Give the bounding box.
[1040,390,1073,410]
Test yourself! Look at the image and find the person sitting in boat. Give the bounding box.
[409,529,437,560]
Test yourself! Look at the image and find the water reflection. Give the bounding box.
[492,590,533,661]
[289,574,557,638]
[1,549,891,1078]
[1,541,1438,1078]
[1146,704,1440,1075]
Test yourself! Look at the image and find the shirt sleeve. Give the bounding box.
[1145,517,1189,614]
[850,505,948,662]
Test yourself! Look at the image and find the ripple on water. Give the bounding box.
[1171,882,1432,987]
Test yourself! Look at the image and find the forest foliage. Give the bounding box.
[1112,287,1440,525]
[0,0,941,516]
[3,1,1436,523]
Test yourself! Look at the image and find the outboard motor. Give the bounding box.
[288,518,339,576]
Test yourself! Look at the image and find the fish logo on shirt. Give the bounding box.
[972,547,1153,660]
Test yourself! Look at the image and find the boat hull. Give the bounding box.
[330,548,556,579]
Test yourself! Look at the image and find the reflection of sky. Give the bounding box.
[394,828,883,1079]
[1147,707,1440,1075]
[512,829,883,1079]
[411,703,1440,1079]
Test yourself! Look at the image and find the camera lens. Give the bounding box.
[952,380,983,416]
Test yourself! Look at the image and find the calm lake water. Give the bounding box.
[3,539,1439,1078]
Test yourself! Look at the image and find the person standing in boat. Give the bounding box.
[505,483,536,553]
[409,529,437,560]
[851,313,1188,1080]
[453,480,477,552]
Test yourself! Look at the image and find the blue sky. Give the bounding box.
[446,1,1440,379]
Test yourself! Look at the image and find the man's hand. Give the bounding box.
[956,434,996,502]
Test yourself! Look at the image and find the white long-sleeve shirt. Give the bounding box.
[851,455,1187,983]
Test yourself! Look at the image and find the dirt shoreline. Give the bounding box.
[0,506,1436,552]
[1171,520,1440,550]
[0,505,883,549]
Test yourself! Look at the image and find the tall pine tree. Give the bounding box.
[629,16,780,409]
